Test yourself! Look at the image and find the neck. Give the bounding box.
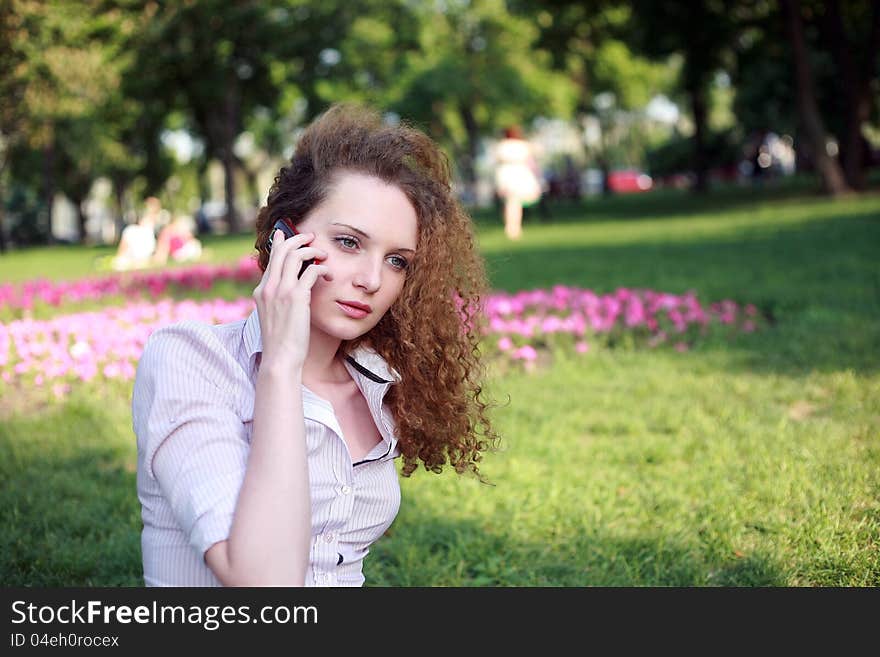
[301,328,350,386]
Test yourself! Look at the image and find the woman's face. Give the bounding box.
[297,171,419,342]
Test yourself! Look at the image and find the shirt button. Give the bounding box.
[341,485,352,495]
[324,533,335,543]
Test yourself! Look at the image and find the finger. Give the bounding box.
[277,244,327,286]
[289,246,327,265]
[260,229,286,285]
[275,250,329,300]
[297,263,333,288]
[254,230,283,299]
[257,229,284,287]
[258,229,301,297]
[266,230,315,290]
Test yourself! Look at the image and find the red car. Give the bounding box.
[607,169,653,193]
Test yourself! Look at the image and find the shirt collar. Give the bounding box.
[242,308,400,384]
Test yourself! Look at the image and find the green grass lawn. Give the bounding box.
[1,185,878,586]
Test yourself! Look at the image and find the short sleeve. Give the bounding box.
[132,322,250,557]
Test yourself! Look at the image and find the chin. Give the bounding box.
[312,315,377,342]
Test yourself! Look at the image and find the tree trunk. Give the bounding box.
[780,0,850,195]
[688,83,710,193]
[235,154,262,210]
[599,157,612,196]
[458,102,480,204]
[824,0,874,190]
[221,149,238,233]
[0,160,7,253]
[66,189,87,243]
[221,81,241,234]
[597,114,613,196]
[76,198,88,245]
[113,176,127,243]
[43,142,55,244]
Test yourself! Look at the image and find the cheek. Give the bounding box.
[382,279,406,308]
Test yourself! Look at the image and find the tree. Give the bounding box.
[1,0,148,246]
[389,0,575,196]
[625,0,741,192]
[129,1,297,232]
[779,0,850,194]
[813,0,879,190]
[0,0,27,251]
[517,0,677,190]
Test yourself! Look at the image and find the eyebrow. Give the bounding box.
[330,222,416,253]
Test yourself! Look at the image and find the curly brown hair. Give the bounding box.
[253,104,500,479]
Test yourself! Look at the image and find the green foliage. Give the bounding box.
[591,38,676,110]
[628,0,735,92]
[2,0,879,246]
[388,0,576,174]
[512,1,678,170]
[645,128,742,178]
[2,0,159,241]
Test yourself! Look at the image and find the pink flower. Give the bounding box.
[575,341,589,354]
[512,345,538,361]
[497,336,513,351]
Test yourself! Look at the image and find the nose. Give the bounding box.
[353,256,382,293]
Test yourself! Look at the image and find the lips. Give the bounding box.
[336,300,372,319]
[338,300,372,313]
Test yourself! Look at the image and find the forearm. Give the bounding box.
[223,363,311,585]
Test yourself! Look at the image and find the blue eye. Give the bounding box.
[336,236,360,249]
[334,235,408,271]
[388,255,408,271]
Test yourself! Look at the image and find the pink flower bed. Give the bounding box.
[0,298,254,399]
[0,286,759,398]
[0,256,261,315]
[487,285,758,364]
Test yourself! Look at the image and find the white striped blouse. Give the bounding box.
[132,308,402,587]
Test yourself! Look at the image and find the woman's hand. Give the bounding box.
[252,229,331,371]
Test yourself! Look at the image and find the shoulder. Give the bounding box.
[138,320,242,394]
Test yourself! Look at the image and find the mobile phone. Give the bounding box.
[267,218,316,279]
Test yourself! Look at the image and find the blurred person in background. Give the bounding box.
[109,197,160,271]
[493,126,542,240]
[152,214,203,266]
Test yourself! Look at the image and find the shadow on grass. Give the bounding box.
[469,179,869,227]
[0,397,143,586]
[481,208,880,376]
[367,498,785,586]
[0,395,784,587]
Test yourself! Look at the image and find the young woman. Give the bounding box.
[132,104,499,587]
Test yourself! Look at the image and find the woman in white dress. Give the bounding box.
[493,126,542,240]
